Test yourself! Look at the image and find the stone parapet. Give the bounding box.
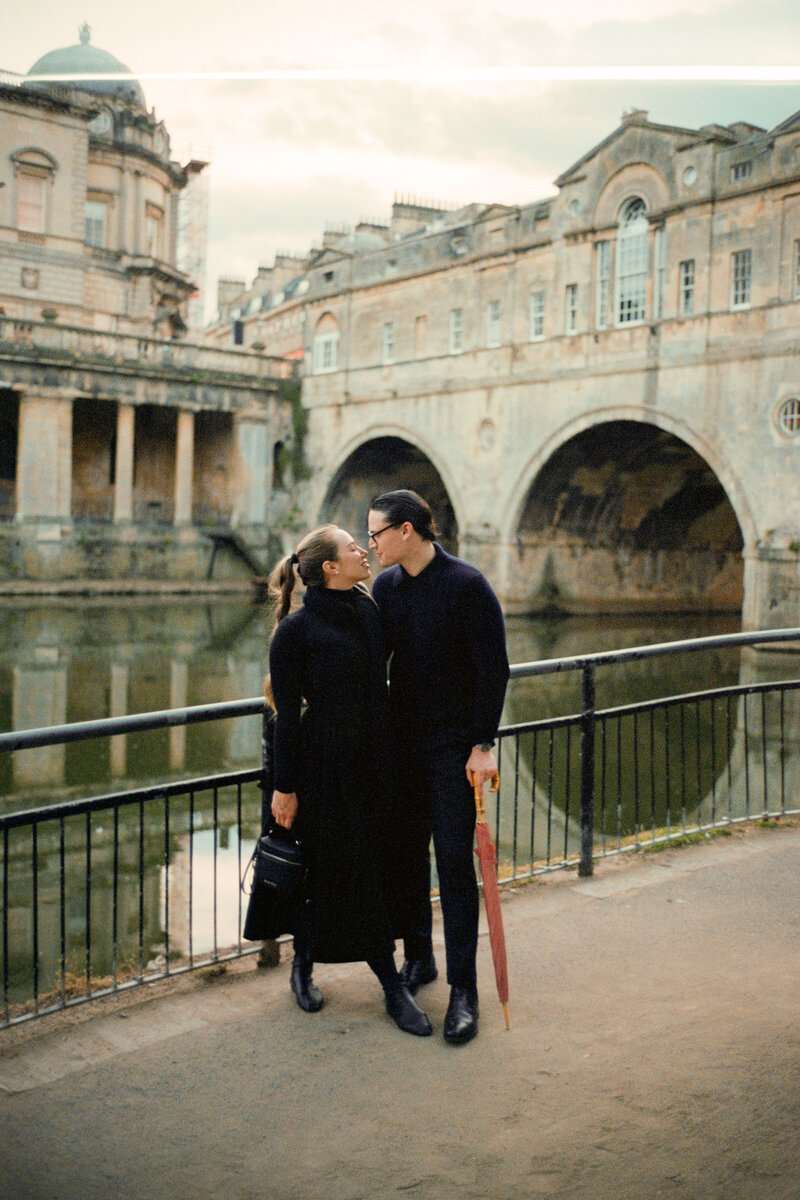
[0,317,296,389]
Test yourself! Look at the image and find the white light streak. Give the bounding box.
[24,65,800,84]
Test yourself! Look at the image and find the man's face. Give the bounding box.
[367,508,406,568]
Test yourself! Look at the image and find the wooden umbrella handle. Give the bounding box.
[472,774,484,819]
[472,770,500,819]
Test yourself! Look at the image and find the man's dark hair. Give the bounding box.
[370,489,439,541]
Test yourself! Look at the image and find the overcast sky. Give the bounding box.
[7,1,800,317]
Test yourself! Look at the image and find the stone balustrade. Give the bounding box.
[0,317,297,382]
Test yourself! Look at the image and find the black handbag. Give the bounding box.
[244,825,306,900]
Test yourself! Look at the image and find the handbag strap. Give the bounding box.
[240,841,258,896]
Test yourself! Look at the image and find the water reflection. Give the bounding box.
[495,618,800,870]
[504,612,745,718]
[0,598,270,812]
[3,784,264,1005]
[0,608,747,810]
[2,600,799,1008]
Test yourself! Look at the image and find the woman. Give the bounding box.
[265,524,431,1037]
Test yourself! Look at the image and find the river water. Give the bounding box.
[0,597,746,813]
[2,596,797,1004]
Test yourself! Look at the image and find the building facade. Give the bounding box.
[0,28,292,584]
[287,109,800,629]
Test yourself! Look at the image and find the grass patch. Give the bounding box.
[198,964,228,983]
[642,827,734,854]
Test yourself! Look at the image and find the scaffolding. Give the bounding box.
[177,160,210,332]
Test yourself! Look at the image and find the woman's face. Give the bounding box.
[326,528,370,587]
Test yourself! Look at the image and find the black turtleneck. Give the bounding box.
[269,584,391,794]
[371,543,509,746]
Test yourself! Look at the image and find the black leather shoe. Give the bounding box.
[443,985,479,1045]
[399,952,438,995]
[290,954,324,1013]
[384,983,433,1037]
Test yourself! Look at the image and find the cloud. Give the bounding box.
[11,0,799,76]
[434,0,800,67]
[8,0,800,314]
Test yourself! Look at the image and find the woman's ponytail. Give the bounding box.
[268,553,298,627]
[268,525,340,629]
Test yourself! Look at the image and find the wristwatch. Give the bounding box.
[477,741,495,753]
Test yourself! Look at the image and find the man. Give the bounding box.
[369,490,509,1045]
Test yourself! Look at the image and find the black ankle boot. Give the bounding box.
[399,951,438,995]
[443,985,479,1045]
[290,953,324,1013]
[384,981,432,1037]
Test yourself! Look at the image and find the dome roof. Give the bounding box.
[26,24,146,109]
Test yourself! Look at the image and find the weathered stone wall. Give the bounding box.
[0,522,259,583]
[193,410,236,523]
[0,340,293,585]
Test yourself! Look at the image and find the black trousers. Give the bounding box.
[397,736,479,989]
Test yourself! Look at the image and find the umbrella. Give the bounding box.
[473,771,510,1030]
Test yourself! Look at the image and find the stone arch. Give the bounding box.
[593,162,669,229]
[501,410,754,615]
[314,311,338,334]
[319,430,461,553]
[11,147,58,173]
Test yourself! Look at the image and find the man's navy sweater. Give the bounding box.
[371,543,510,746]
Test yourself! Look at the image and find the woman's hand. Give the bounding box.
[271,789,298,830]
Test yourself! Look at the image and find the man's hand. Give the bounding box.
[466,746,498,789]
[271,789,298,829]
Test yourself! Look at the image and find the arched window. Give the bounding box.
[616,197,648,325]
[11,149,57,235]
[313,313,339,374]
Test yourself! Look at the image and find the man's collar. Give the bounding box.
[399,541,443,581]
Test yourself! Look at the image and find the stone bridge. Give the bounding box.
[297,111,800,630]
[303,313,800,630]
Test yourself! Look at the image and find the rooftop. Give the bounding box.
[25,22,146,109]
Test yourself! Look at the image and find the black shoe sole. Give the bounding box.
[443,1022,478,1045]
[387,1012,433,1037]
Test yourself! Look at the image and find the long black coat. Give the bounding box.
[249,584,399,963]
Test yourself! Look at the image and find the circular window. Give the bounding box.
[683,166,698,187]
[777,398,800,435]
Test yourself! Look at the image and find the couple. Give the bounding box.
[266,489,509,1045]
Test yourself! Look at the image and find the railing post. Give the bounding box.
[579,663,596,877]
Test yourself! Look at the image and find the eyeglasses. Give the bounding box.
[367,522,399,544]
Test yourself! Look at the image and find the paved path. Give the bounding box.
[2,822,799,1200]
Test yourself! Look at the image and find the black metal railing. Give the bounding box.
[1,769,264,1026]
[1,628,799,1028]
[493,627,800,880]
